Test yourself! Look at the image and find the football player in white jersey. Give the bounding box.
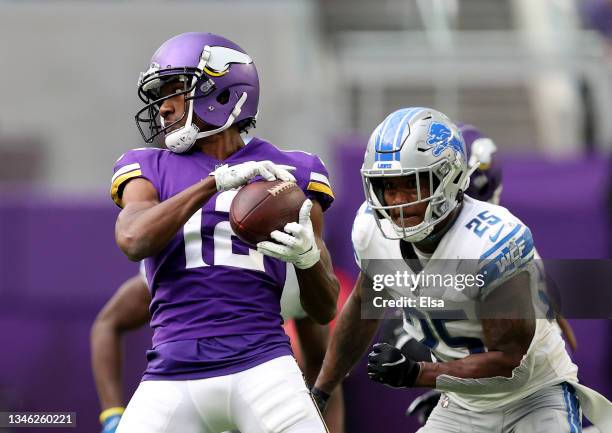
[91,263,345,433]
[386,122,578,425]
[311,107,612,432]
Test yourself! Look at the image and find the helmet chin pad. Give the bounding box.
[165,123,200,153]
[392,203,436,242]
[403,227,434,242]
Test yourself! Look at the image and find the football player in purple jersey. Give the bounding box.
[109,33,339,433]
[91,265,345,433]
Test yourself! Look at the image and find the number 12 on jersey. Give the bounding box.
[183,190,265,272]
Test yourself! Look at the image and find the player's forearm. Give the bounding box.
[324,387,345,433]
[296,247,339,324]
[315,291,381,393]
[116,177,218,260]
[415,278,535,388]
[416,351,524,388]
[294,318,328,385]
[90,322,124,409]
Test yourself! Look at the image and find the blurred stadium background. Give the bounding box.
[0,0,610,432]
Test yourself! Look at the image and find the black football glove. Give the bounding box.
[367,342,421,388]
[406,390,442,425]
[310,386,331,414]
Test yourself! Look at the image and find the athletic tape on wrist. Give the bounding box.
[99,407,125,423]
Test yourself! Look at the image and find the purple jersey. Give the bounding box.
[110,137,334,379]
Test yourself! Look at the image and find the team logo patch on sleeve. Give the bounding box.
[477,225,535,297]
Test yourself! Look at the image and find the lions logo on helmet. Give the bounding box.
[427,122,466,158]
[361,107,472,242]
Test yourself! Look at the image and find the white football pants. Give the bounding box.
[417,383,582,433]
[116,355,328,433]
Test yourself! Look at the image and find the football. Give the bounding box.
[229,180,307,246]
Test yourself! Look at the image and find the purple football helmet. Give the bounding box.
[136,32,259,153]
[458,123,503,204]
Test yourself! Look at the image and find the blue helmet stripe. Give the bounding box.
[375,110,404,161]
[389,108,418,161]
[380,109,411,151]
[405,106,426,123]
[375,114,395,153]
[393,107,424,151]
[375,107,427,162]
[391,112,412,156]
[374,107,431,162]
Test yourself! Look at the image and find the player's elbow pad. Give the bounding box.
[435,354,534,395]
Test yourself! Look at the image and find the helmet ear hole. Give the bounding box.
[216,89,230,105]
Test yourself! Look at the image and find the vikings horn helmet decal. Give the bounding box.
[458,123,503,204]
[361,107,472,242]
[135,33,259,153]
[202,46,253,76]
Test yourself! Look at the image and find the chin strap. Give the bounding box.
[194,92,248,139]
[420,201,463,245]
[164,46,210,153]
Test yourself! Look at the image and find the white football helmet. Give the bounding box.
[361,107,473,242]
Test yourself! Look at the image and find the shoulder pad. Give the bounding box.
[351,202,378,264]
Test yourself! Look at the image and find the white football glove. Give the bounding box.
[257,199,320,269]
[212,160,296,191]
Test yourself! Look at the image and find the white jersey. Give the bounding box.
[352,196,579,411]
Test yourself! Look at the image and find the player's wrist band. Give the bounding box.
[99,407,125,423]
[400,360,423,388]
[310,386,331,412]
